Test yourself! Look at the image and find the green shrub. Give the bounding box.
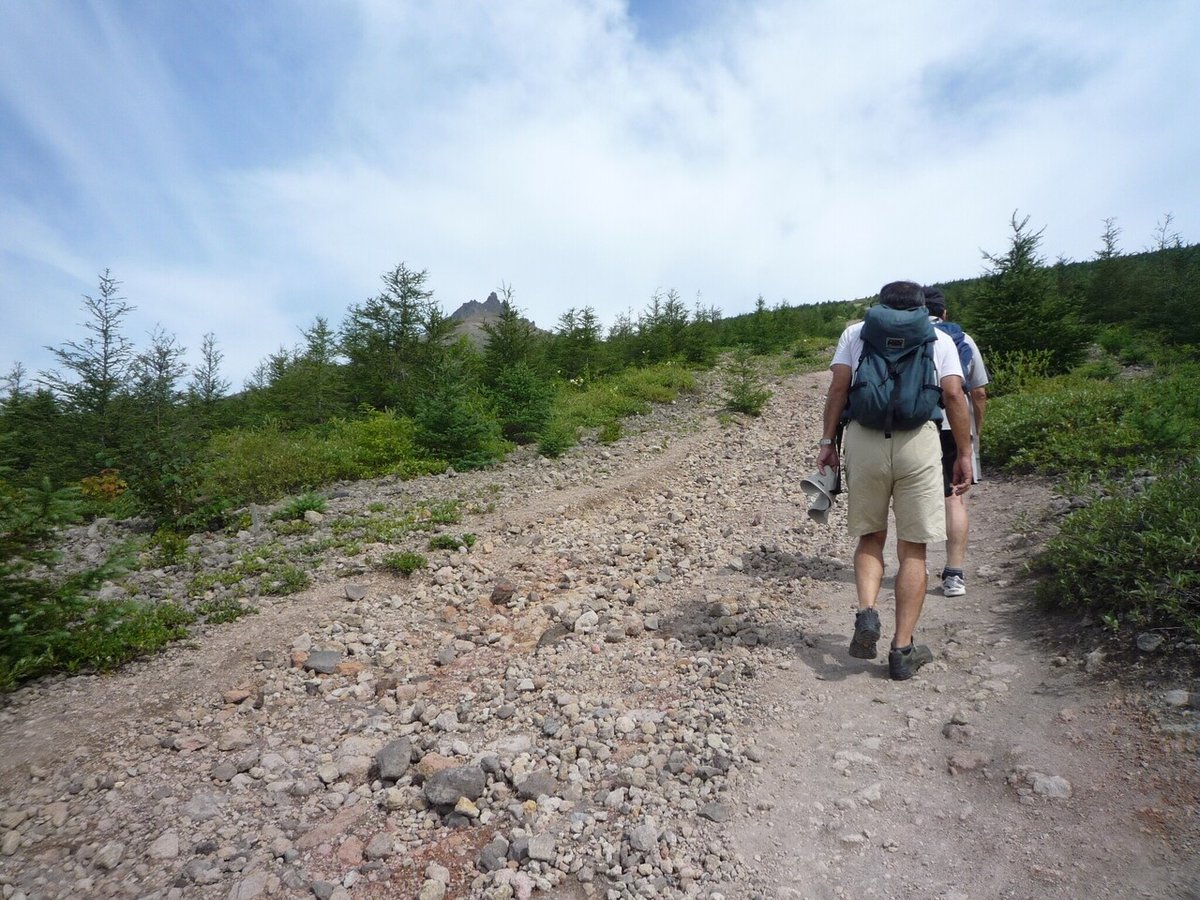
[1033,459,1200,637]
[1096,325,1157,365]
[722,348,773,416]
[272,519,313,536]
[983,366,1200,475]
[553,363,696,439]
[1071,356,1121,382]
[149,527,190,566]
[789,336,833,371]
[1,476,196,690]
[557,383,646,428]
[538,418,579,458]
[985,349,1053,397]
[414,367,508,470]
[380,551,426,577]
[260,565,311,596]
[273,492,327,521]
[491,364,554,444]
[598,421,623,444]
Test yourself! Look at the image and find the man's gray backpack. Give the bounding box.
[844,305,943,437]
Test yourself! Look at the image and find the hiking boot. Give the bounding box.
[941,568,966,597]
[849,607,882,659]
[889,643,934,680]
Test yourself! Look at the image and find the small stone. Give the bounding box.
[2,831,21,855]
[365,832,393,860]
[228,871,268,900]
[515,769,557,801]
[1163,689,1191,708]
[423,765,486,807]
[94,841,125,870]
[947,751,991,775]
[628,823,659,852]
[1030,773,1072,800]
[490,578,517,605]
[304,651,344,674]
[344,584,368,601]
[217,728,253,752]
[478,836,510,872]
[699,803,730,823]
[536,624,570,650]
[376,738,413,781]
[147,830,180,860]
[527,833,556,862]
[1136,632,1165,653]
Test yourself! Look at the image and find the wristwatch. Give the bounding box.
[818,438,834,447]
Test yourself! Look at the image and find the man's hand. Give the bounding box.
[817,444,839,475]
[952,450,973,495]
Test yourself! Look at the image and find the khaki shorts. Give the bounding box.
[843,420,945,543]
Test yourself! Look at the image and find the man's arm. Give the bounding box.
[970,386,987,436]
[816,364,852,473]
[941,375,973,492]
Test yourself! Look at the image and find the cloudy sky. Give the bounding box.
[2,0,1197,386]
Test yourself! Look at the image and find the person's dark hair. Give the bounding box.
[922,286,946,317]
[878,281,925,311]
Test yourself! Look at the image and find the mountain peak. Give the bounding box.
[449,291,504,322]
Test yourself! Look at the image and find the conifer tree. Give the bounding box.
[40,270,135,461]
[967,213,1091,373]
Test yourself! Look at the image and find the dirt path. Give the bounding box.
[1,369,1197,900]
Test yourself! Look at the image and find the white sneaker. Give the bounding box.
[942,573,966,597]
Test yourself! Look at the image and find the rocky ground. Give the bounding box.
[1,367,1198,900]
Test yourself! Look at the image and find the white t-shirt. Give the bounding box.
[960,332,989,392]
[830,320,963,381]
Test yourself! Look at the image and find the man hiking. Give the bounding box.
[815,281,973,680]
[923,287,989,598]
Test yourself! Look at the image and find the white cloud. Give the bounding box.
[1,0,1197,384]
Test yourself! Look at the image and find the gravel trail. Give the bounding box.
[1,368,1197,900]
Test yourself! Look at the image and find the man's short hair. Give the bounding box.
[878,281,925,311]
[922,286,946,317]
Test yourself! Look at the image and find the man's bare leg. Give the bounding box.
[893,539,928,648]
[945,493,969,570]
[854,532,886,609]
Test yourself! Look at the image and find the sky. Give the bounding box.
[2,0,1197,387]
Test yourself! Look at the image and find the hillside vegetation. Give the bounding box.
[3,212,1198,687]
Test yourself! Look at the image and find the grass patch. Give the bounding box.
[193,411,445,511]
[428,533,476,551]
[555,362,697,431]
[260,565,311,596]
[195,597,256,624]
[380,552,427,577]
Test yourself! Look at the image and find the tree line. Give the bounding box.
[0,264,853,528]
